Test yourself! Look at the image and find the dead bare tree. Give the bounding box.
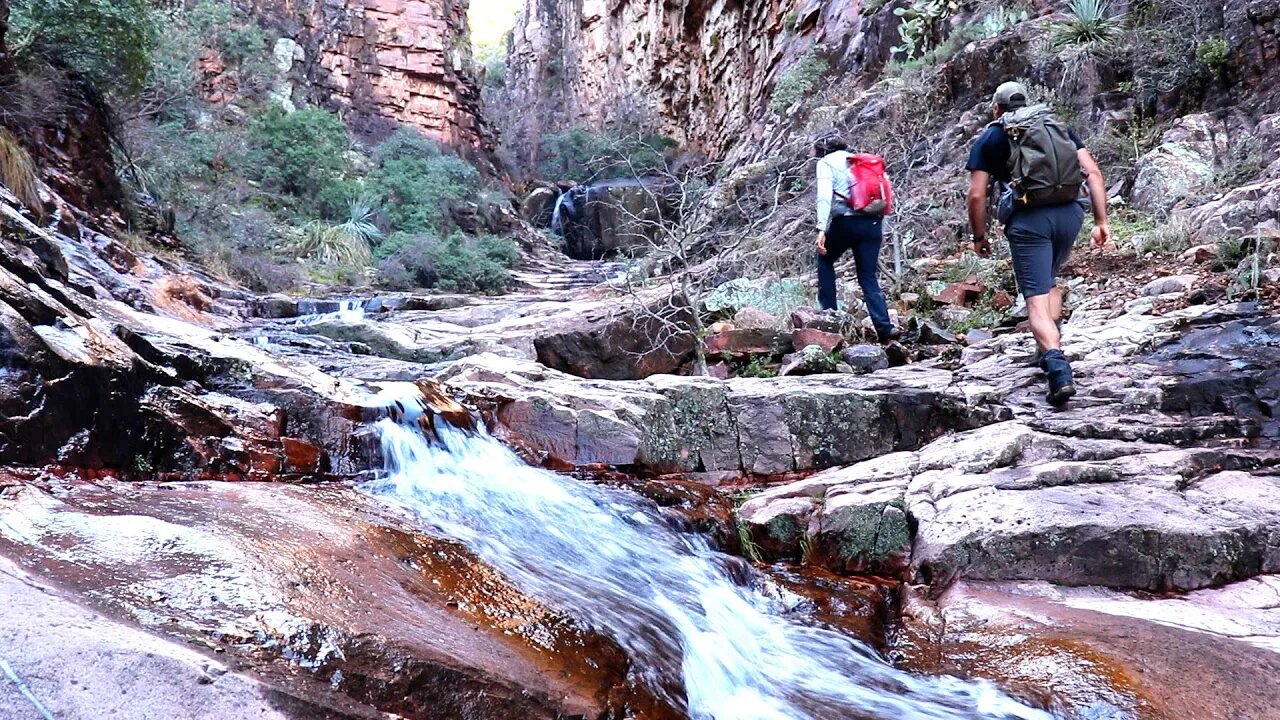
[563,132,802,376]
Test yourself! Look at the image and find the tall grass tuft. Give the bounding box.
[0,129,44,214]
[295,197,380,268]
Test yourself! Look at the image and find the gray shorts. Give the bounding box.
[1005,202,1086,298]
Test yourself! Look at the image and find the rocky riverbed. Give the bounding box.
[3,174,1279,718]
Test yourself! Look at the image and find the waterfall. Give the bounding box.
[298,298,366,325]
[551,189,573,236]
[335,298,364,322]
[361,395,1056,720]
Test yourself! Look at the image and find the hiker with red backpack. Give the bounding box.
[966,82,1112,406]
[814,136,900,343]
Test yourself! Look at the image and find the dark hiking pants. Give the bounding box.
[817,215,892,335]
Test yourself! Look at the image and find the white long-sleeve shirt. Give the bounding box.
[816,150,855,231]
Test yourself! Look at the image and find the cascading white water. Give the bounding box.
[298,298,365,325]
[550,189,572,236]
[362,399,1057,720]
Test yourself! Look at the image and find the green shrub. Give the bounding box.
[369,128,480,233]
[9,0,159,95]
[144,1,270,119]
[770,51,830,113]
[0,129,42,212]
[376,232,518,294]
[247,107,350,203]
[1140,217,1193,255]
[1197,37,1229,78]
[291,196,380,268]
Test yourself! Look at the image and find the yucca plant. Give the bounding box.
[1055,0,1124,47]
[295,197,382,268]
[0,129,44,214]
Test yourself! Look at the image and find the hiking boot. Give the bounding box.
[1039,349,1076,406]
[877,327,902,344]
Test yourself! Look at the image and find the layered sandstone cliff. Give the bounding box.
[241,0,492,161]
[502,0,893,163]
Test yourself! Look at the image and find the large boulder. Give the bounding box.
[519,185,560,227]
[740,420,1280,592]
[739,304,1280,591]
[1131,114,1227,215]
[554,179,677,260]
[533,292,696,379]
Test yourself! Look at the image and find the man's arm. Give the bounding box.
[967,170,992,257]
[1078,148,1111,247]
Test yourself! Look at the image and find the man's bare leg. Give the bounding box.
[1048,287,1063,324]
[1026,293,1061,353]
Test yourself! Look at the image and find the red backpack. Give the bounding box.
[841,154,894,216]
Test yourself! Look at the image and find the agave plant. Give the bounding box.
[1055,0,1124,47]
[335,195,382,248]
[295,197,380,267]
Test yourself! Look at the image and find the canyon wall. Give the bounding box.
[241,0,493,163]
[501,0,893,165]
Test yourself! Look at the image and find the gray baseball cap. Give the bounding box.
[992,81,1030,107]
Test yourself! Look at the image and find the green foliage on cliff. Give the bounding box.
[770,51,830,114]
[8,0,158,94]
[538,126,674,182]
[1053,0,1123,47]
[146,2,270,120]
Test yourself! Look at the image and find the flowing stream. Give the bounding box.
[361,397,1057,720]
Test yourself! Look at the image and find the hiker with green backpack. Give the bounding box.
[966,81,1111,405]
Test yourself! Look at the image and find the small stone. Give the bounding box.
[779,344,838,376]
[964,328,994,346]
[991,290,1014,310]
[836,362,855,374]
[899,292,920,308]
[935,306,972,328]
[933,281,986,307]
[884,341,912,367]
[789,307,855,334]
[705,329,793,357]
[908,317,957,345]
[1141,274,1198,296]
[791,328,844,353]
[707,321,736,334]
[733,307,780,329]
[840,345,889,374]
[1181,244,1218,263]
[706,362,730,380]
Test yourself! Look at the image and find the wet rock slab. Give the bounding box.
[898,579,1280,720]
[0,554,381,720]
[0,478,670,720]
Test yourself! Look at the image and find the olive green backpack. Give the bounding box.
[997,105,1083,208]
